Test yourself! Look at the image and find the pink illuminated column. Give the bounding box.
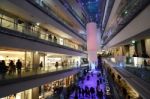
[87,22,98,64]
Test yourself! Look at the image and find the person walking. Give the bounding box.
[16,59,22,75]
[99,89,103,99]
[97,80,100,86]
[74,90,78,99]
[90,87,95,98]
[78,86,82,97]
[81,88,85,97]
[0,60,8,78]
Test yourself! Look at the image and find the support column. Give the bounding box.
[86,22,98,69]
[32,87,39,99]
[33,51,40,69]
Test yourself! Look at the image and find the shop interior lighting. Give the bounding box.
[132,40,136,44]
[125,11,128,14]
[36,22,40,26]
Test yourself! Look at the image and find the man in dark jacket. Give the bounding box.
[16,59,22,75]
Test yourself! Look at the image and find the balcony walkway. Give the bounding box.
[0,65,88,86]
[104,59,150,99]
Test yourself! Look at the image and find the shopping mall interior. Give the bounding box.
[0,0,150,99]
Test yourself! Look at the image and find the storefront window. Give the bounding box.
[1,18,14,30]
[25,51,33,69]
[129,45,135,57]
[17,24,24,32]
[0,50,25,68]
[1,89,32,99]
[45,55,62,69]
[24,89,32,99]
[40,33,46,40]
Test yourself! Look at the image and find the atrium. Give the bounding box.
[0,0,150,99]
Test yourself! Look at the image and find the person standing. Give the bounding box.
[39,61,43,70]
[9,60,16,74]
[55,62,59,70]
[81,88,85,97]
[78,86,82,97]
[16,59,22,75]
[0,60,8,78]
[74,91,78,99]
[61,61,64,69]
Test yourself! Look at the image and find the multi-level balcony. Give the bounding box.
[0,14,87,55]
[0,64,89,97]
[103,57,150,99]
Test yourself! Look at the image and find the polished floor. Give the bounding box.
[70,70,106,99]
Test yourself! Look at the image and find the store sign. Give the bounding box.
[46,58,61,63]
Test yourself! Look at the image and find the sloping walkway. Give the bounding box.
[70,70,106,99]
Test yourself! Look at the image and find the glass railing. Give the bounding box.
[0,64,82,85]
[0,17,85,51]
[105,57,150,83]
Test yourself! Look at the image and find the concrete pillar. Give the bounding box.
[33,51,40,68]
[32,87,39,99]
[86,22,98,69]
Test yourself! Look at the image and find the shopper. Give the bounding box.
[48,34,52,41]
[9,60,16,74]
[61,61,64,69]
[78,86,82,97]
[91,71,94,77]
[81,88,85,97]
[90,87,95,98]
[0,60,8,78]
[99,89,103,99]
[54,36,57,43]
[74,91,78,99]
[87,75,90,80]
[55,62,59,70]
[39,61,43,69]
[97,80,100,86]
[16,59,22,75]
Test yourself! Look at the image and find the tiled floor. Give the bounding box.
[70,70,106,99]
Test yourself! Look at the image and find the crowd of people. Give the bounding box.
[71,70,106,99]
[0,59,22,77]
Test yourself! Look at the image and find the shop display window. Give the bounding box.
[25,52,33,69]
[1,19,14,30]
[17,24,24,32]
[0,89,32,99]
[129,45,135,57]
[40,33,46,40]
[0,51,26,69]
